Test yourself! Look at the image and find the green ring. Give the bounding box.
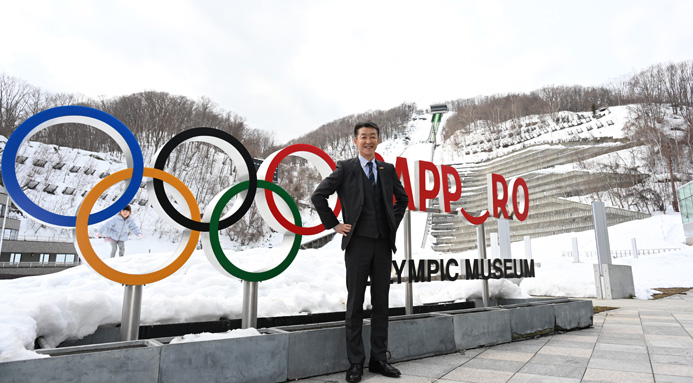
[208,180,302,281]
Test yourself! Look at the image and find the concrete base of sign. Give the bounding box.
[3,299,592,383]
[593,264,635,299]
[452,308,512,349]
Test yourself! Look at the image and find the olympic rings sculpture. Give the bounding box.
[1,106,342,285]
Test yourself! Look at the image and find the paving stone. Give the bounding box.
[519,362,585,379]
[594,343,648,354]
[652,362,693,378]
[646,338,693,348]
[597,335,647,346]
[461,357,525,373]
[461,347,488,358]
[650,353,693,365]
[648,346,693,357]
[601,324,645,334]
[441,366,514,383]
[476,349,534,362]
[587,357,653,373]
[295,297,693,383]
[551,334,598,343]
[529,353,589,368]
[507,373,580,383]
[645,334,693,341]
[537,345,593,358]
[604,317,641,324]
[405,352,472,367]
[653,374,693,383]
[640,314,675,320]
[606,310,639,317]
[545,339,596,349]
[363,374,435,382]
[599,331,645,339]
[590,349,651,363]
[641,313,675,317]
[490,338,549,353]
[582,368,654,382]
[392,360,460,379]
[643,326,690,336]
[642,322,681,328]
[563,327,601,336]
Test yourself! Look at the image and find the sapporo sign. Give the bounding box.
[1,106,534,286]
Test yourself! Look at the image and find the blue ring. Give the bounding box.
[1,106,144,227]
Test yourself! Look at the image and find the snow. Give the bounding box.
[2,105,693,364]
[2,213,692,363]
[169,328,261,344]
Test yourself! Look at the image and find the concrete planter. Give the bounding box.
[452,308,512,349]
[387,313,456,361]
[3,340,161,383]
[159,332,289,383]
[1,299,593,383]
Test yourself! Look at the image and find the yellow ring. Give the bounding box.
[75,168,201,285]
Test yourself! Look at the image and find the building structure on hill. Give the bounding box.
[428,139,651,252]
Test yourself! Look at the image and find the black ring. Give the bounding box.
[151,127,257,231]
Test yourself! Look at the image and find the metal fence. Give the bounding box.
[5,235,74,243]
[561,248,681,259]
[0,261,82,268]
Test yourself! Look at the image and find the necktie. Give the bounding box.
[367,161,376,189]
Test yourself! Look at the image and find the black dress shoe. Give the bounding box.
[346,364,363,382]
[368,360,401,377]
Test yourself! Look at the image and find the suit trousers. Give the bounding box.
[344,235,392,364]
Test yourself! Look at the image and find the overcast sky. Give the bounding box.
[1,0,692,143]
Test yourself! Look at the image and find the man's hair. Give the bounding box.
[354,121,380,137]
[122,205,132,212]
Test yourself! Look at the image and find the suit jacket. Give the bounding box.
[311,157,409,252]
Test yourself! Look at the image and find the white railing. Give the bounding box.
[561,248,680,259]
[0,261,81,268]
[3,235,73,243]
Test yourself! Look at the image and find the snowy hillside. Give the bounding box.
[440,106,629,164]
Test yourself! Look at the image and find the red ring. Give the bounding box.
[264,144,342,235]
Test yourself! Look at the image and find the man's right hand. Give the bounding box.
[334,223,352,236]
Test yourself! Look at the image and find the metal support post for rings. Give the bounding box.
[120,284,143,341]
[476,223,490,308]
[403,210,413,315]
[242,280,258,328]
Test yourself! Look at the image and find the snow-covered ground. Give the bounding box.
[2,106,692,363]
[1,210,691,363]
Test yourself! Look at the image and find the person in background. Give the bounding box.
[95,205,144,258]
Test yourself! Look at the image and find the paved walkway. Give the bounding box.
[296,294,693,382]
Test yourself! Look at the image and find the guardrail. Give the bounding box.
[0,261,81,268]
[3,235,74,243]
[300,232,337,250]
[561,248,680,259]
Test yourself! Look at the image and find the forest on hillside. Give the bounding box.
[442,61,693,142]
[442,61,693,212]
[0,75,417,244]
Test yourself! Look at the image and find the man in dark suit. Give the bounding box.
[311,121,409,382]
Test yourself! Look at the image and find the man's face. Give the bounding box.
[120,210,131,218]
[353,127,380,160]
